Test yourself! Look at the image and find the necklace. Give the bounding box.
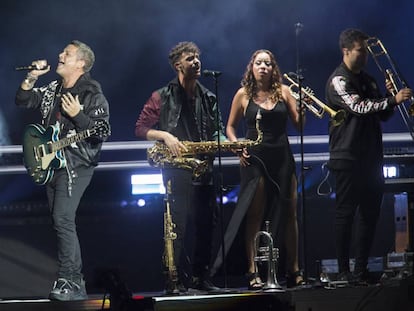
[255,95,276,110]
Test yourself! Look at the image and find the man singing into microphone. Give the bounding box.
[135,41,225,294]
[15,40,110,300]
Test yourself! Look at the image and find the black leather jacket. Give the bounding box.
[158,78,225,141]
[16,73,110,170]
[325,62,396,168]
[136,78,225,142]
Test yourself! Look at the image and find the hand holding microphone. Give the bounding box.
[19,60,50,90]
[16,59,51,75]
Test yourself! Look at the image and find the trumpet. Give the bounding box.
[283,73,346,127]
[254,221,282,291]
[365,37,414,139]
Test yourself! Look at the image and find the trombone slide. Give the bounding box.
[366,37,414,118]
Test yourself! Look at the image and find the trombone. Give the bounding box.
[283,73,346,127]
[365,37,414,140]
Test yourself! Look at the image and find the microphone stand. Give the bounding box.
[294,22,309,283]
[204,71,229,289]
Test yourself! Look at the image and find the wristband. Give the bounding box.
[23,73,38,88]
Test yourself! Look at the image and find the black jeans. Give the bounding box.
[162,168,216,282]
[332,162,384,274]
[46,166,94,284]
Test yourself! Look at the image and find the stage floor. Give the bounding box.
[1,276,413,311]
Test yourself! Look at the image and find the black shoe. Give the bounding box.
[192,277,221,292]
[286,270,306,288]
[246,272,264,291]
[336,270,369,286]
[336,271,352,283]
[351,269,370,285]
[165,280,187,295]
[49,278,88,301]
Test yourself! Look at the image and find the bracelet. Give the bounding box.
[23,73,38,88]
[25,72,38,82]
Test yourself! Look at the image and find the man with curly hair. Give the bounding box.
[135,41,225,294]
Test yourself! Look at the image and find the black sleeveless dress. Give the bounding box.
[211,99,296,275]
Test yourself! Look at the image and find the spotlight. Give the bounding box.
[383,165,398,178]
[131,173,165,195]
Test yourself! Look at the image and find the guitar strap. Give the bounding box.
[39,80,60,126]
[39,80,74,195]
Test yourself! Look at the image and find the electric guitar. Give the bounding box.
[22,120,110,185]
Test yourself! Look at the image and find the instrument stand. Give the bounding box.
[294,22,310,283]
[204,72,230,291]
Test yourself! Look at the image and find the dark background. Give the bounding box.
[0,0,412,298]
[0,0,413,144]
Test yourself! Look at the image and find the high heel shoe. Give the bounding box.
[286,270,306,288]
[246,272,264,290]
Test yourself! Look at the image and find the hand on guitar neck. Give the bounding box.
[22,120,110,185]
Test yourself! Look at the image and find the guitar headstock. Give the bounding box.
[93,120,111,138]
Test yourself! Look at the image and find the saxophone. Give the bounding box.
[163,179,179,294]
[147,110,263,177]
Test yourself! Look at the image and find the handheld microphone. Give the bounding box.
[15,65,48,71]
[203,69,222,77]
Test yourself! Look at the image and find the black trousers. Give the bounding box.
[162,168,216,282]
[46,166,94,284]
[332,161,384,274]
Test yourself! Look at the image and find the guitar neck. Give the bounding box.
[51,129,95,152]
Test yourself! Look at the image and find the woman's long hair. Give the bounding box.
[241,49,283,103]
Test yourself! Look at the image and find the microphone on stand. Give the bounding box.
[288,71,305,81]
[203,69,222,77]
[15,65,48,71]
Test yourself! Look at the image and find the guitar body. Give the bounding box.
[23,123,66,185]
[22,119,110,185]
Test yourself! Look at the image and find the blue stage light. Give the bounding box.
[131,173,165,195]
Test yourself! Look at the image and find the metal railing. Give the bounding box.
[0,132,411,174]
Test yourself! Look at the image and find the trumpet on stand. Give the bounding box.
[283,73,346,127]
[254,221,283,291]
[365,37,414,140]
[163,179,179,295]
